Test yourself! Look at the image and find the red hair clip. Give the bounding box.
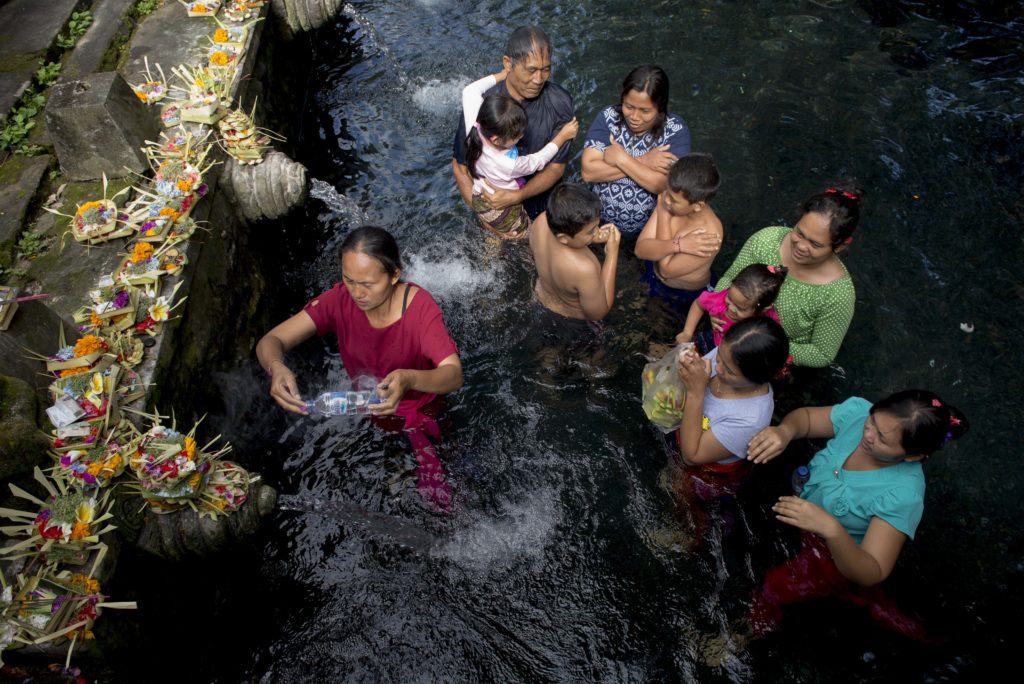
[767,265,776,274]
[841,191,859,200]
[950,416,962,426]
[931,399,942,407]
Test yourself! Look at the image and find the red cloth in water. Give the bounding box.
[373,397,452,513]
[749,532,931,641]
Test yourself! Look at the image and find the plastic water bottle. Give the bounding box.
[305,390,380,416]
[791,465,810,495]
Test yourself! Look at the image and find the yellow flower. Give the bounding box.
[213,28,229,43]
[90,311,103,327]
[76,201,104,216]
[188,473,201,489]
[131,242,154,263]
[71,521,90,540]
[701,416,710,432]
[134,89,148,102]
[86,462,104,476]
[184,436,197,460]
[210,51,230,66]
[192,4,208,12]
[176,179,193,192]
[76,500,96,524]
[148,296,170,322]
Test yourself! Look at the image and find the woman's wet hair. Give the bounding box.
[466,94,528,179]
[721,317,790,384]
[731,264,788,313]
[504,25,551,64]
[871,390,969,456]
[546,183,602,237]
[799,185,865,247]
[338,226,402,278]
[667,153,720,203]
[615,65,669,141]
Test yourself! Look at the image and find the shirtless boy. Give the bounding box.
[635,153,722,311]
[530,183,621,321]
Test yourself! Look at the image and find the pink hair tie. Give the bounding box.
[766,265,776,274]
[472,121,482,132]
[931,399,942,407]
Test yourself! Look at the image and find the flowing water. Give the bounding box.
[110,1,1023,681]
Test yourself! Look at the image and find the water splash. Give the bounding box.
[341,3,411,88]
[308,178,371,224]
[404,247,503,302]
[412,78,466,116]
[432,487,559,574]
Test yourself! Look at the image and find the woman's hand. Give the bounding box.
[604,134,630,168]
[269,362,307,414]
[476,181,520,211]
[638,144,678,173]
[371,370,414,416]
[772,496,843,539]
[676,347,711,393]
[747,424,794,464]
[674,229,721,257]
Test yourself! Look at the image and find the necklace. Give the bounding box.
[712,375,763,399]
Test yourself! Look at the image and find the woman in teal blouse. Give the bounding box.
[744,390,969,637]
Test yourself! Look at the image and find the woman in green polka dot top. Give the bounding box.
[714,188,861,367]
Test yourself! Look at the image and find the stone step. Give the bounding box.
[64,0,138,80]
[0,0,79,120]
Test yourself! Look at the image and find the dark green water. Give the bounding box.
[108,1,1023,681]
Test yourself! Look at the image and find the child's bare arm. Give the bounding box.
[635,195,679,260]
[577,224,621,320]
[676,298,707,343]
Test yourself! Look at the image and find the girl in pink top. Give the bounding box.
[463,68,578,239]
[676,263,786,350]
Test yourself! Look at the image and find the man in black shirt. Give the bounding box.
[451,26,575,220]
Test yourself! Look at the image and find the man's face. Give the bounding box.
[502,48,551,101]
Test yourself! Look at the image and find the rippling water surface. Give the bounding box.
[111,1,1023,681]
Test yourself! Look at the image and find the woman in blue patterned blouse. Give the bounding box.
[581,65,692,234]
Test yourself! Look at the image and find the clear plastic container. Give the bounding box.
[305,390,380,416]
[791,465,810,495]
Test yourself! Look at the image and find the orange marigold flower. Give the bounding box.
[183,436,197,460]
[159,207,180,221]
[60,366,91,378]
[90,311,103,327]
[192,4,208,12]
[213,28,229,43]
[86,462,103,476]
[134,90,148,102]
[210,51,230,66]
[131,242,154,263]
[74,335,106,357]
[71,521,90,540]
[176,179,193,192]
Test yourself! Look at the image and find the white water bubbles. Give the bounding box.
[411,77,466,117]
[432,486,560,576]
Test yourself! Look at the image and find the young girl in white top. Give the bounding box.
[463,68,578,239]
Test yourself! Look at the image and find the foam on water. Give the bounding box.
[404,248,502,302]
[433,487,559,574]
[412,78,467,116]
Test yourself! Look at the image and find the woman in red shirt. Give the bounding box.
[256,226,463,508]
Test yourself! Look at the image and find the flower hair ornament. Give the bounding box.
[825,187,859,201]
